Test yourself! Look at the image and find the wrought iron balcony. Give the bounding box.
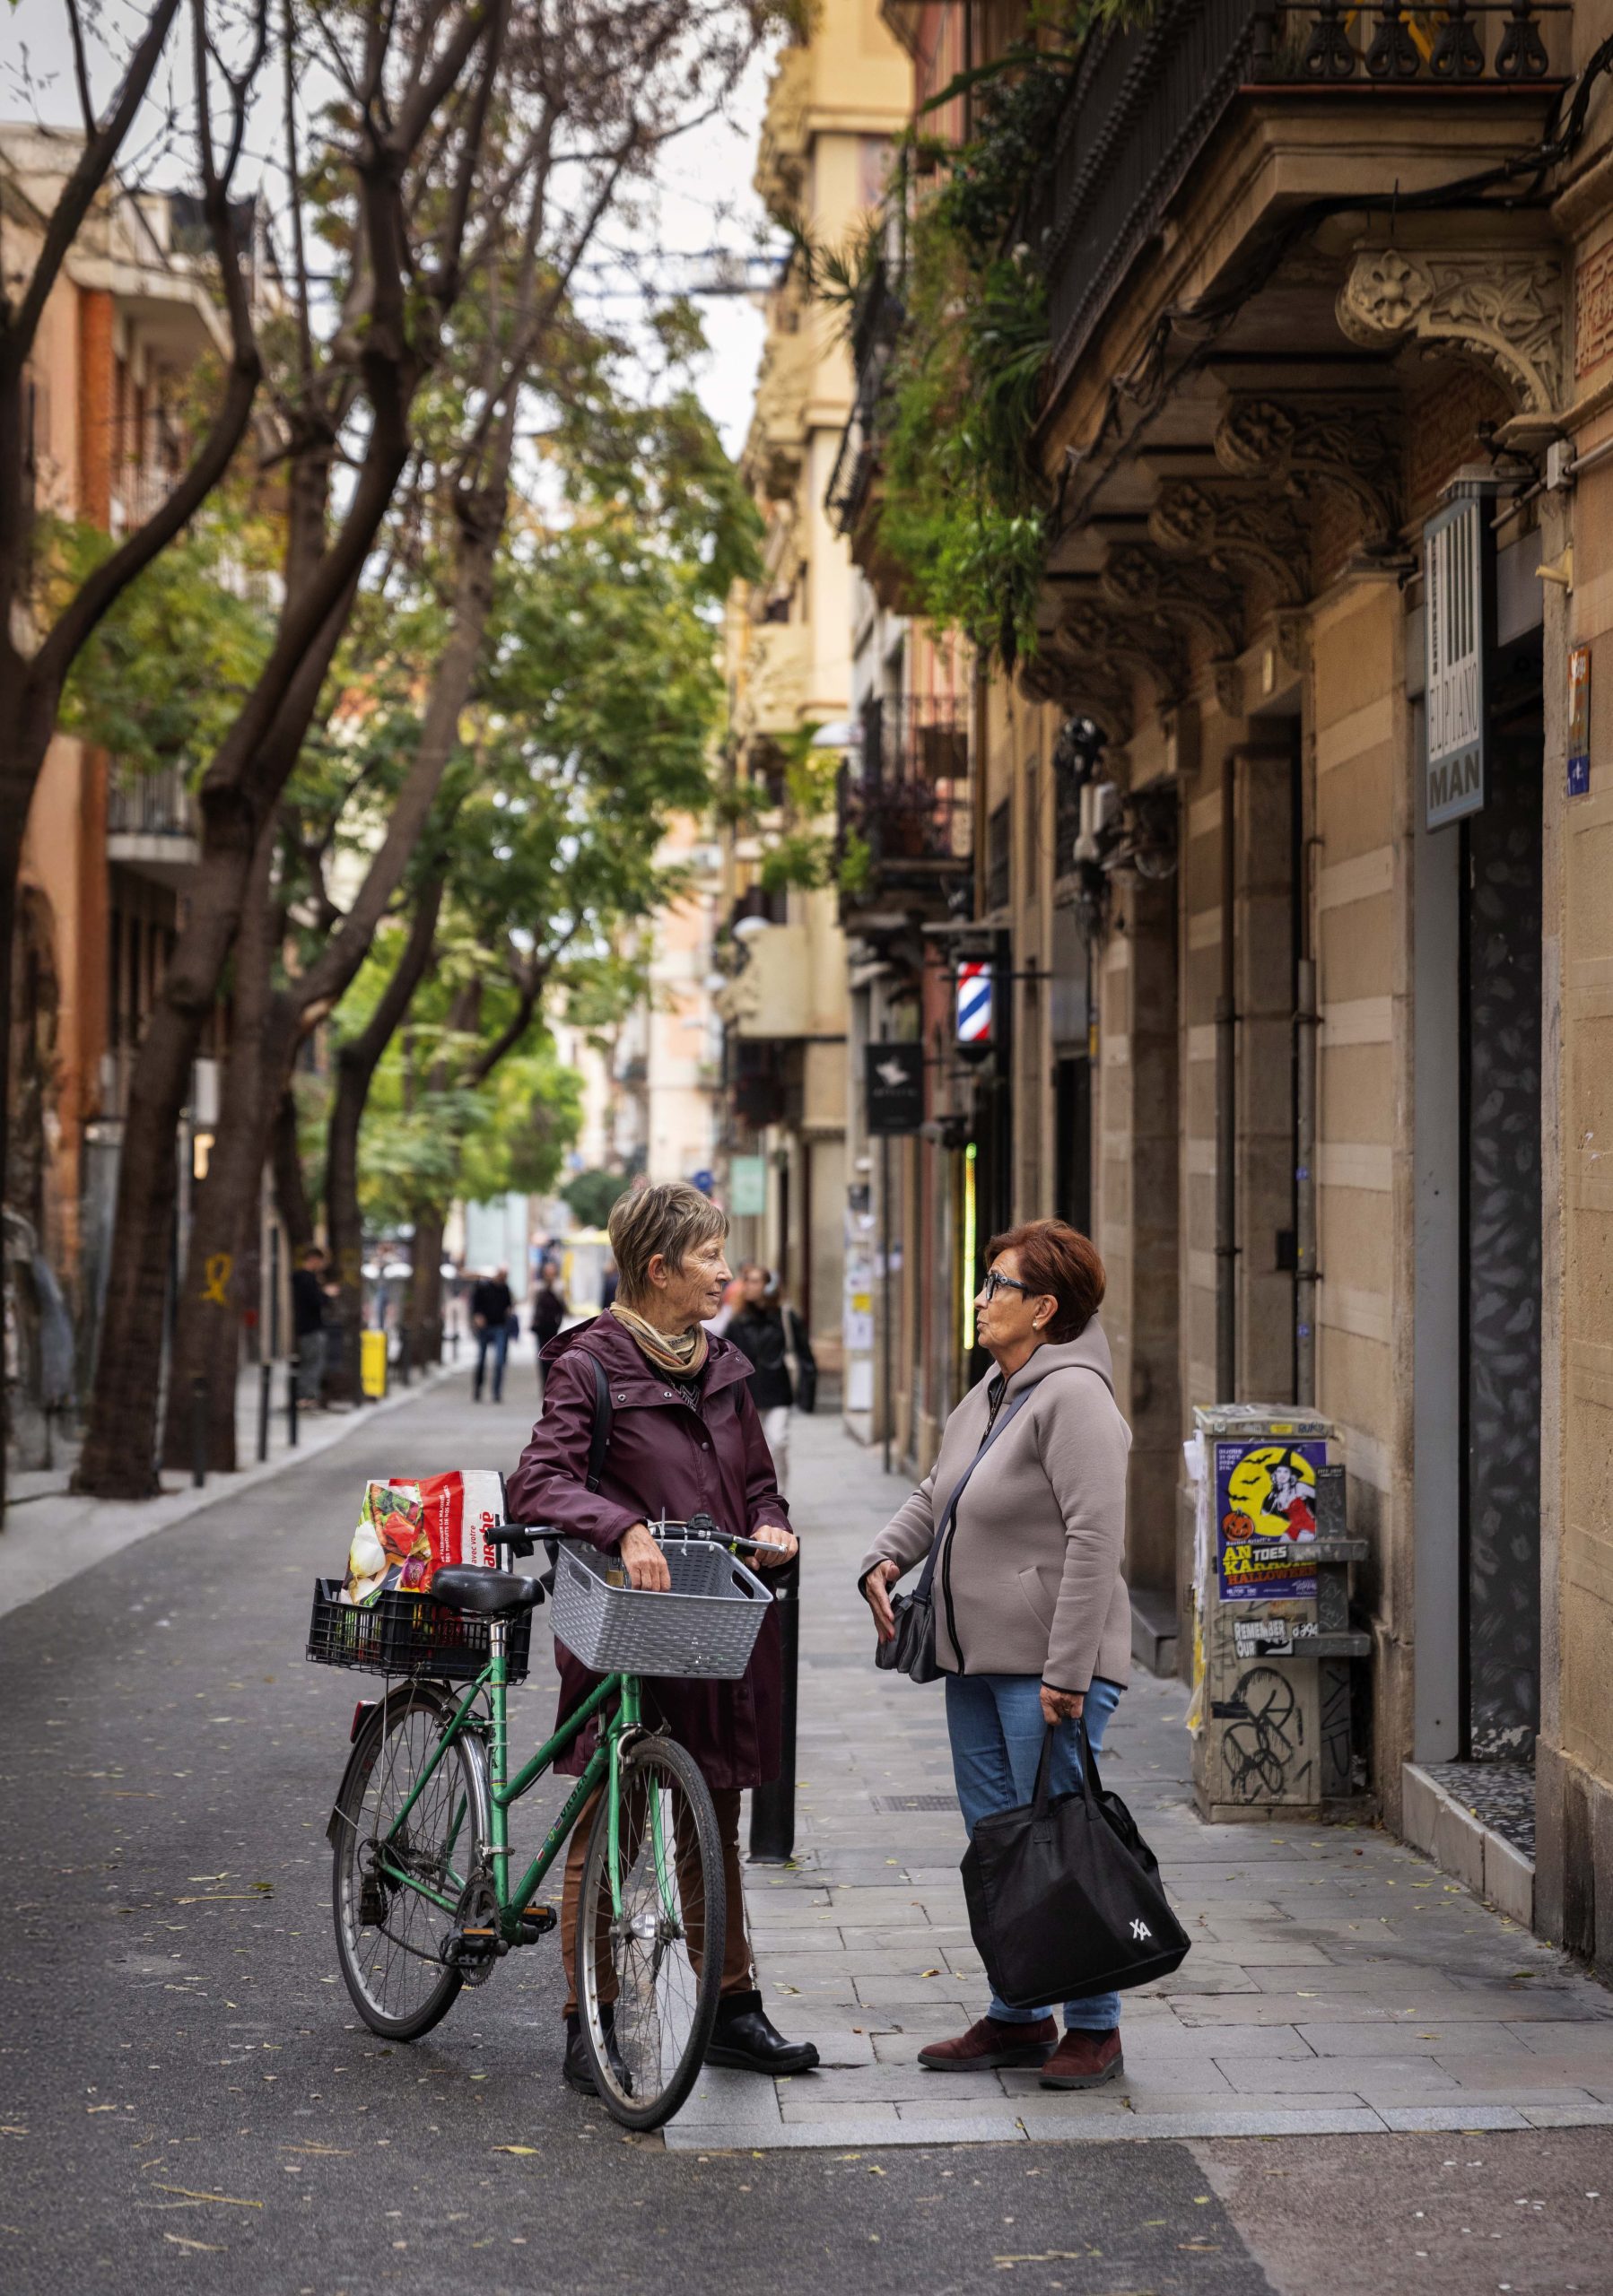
[1032,0,1570,401]
[836,695,972,921]
[107,764,200,884]
[825,258,906,541]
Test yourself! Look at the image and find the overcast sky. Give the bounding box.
[1,1,772,456]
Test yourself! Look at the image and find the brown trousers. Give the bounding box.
[559,1780,754,2018]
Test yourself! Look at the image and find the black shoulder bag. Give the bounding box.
[873,1389,1031,1683]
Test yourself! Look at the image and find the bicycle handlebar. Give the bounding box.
[490,1516,792,1560]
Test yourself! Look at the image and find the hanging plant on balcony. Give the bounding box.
[792,3,1150,662]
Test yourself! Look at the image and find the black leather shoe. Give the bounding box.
[704,1990,821,2075]
[562,2008,631,2096]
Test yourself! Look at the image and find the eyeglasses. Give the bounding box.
[980,1269,1033,1303]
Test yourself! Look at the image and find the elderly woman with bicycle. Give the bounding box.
[507,1180,820,2096]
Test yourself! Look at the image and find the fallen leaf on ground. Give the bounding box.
[147,2185,262,2209]
[162,2235,225,2253]
[493,2145,539,2156]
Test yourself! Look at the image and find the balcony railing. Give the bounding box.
[825,258,906,539]
[108,764,196,839]
[837,695,972,918]
[1031,0,1570,400]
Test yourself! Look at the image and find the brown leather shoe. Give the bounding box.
[1039,2026,1123,2089]
[917,2014,1057,2072]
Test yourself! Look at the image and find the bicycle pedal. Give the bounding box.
[519,1902,556,1939]
[447,1926,505,1966]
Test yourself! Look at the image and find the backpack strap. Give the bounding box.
[584,1351,612,1493]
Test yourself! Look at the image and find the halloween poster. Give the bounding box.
[1215,1439,1323,1601]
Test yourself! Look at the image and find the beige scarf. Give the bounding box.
[609,1300,710,1379]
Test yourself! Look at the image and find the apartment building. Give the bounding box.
[832,0,1613,1971]
[714,0,912,1378]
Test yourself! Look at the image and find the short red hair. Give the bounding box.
[983,1219,1105,1344]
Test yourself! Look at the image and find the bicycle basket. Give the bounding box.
[305,1578,531,1684]
[549,1541,771,1681]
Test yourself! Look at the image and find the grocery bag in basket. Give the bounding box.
[340,1468,505,1605]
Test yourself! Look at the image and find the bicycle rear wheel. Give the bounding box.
[332,1687,485,2040]
[577,1735,725,2130]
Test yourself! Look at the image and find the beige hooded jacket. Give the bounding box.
[858,1316,1131,1693]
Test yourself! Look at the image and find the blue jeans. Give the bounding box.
[946,1671,1125,2033]
[474,1322,510,1402]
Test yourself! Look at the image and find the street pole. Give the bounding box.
[880,1129,893,1476]
[257,1360,272,1463]
[748,1555,799,1863]
[190,1377,208,1487]
[287,1354,300,1448]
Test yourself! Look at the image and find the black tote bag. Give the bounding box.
[962,1718,1190,2007]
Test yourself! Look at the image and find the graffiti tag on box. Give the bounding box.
[1216,1439,1324,1602]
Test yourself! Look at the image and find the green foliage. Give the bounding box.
[562,1167,631,1231]
[55,517,277,782]
[797,4,1152,659]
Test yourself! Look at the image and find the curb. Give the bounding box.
[0,1362,459,1624]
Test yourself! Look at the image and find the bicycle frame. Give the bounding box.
[372,1615,643,1944]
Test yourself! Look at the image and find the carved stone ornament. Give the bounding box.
[1148,479,1310,607]
[1212,659,1244,718]
[1337,246,1564,420]
[1215,392,1402,550]
[1020,631,1135,746]
[1100,542,1245,661]
[1061,593,1186,705]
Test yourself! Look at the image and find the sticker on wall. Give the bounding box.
[1568,641,1591,797]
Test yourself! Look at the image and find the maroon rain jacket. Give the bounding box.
[505,1313,792,1792]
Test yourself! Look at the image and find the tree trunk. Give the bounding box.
[160,818,290,1474]
[325,883,442,1405]
[406,1204,448,1370]
[271,1089,315,1257]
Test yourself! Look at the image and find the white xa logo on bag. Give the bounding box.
[1129,1918,1152,1941]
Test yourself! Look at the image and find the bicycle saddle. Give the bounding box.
[428,1566,545,1617]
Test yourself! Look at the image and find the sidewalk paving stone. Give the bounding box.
[659,1410,1613,2152]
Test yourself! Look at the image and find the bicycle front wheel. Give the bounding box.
[577,1734,725,2130]
[332,1687,485,2040]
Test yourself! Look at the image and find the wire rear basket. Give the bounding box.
[550,1541,772,1680]
[305,1578,531,1684]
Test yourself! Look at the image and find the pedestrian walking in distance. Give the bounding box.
[529,1259,567,1401]
[859,1219,1133,2090]
[724,1263,815,1499]
[507,1181,821,2095]
[291,1243,333,1407]
[469,1265,513,1403]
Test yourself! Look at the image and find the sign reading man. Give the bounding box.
[1425,495,1494,829]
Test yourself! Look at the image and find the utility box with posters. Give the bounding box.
[1186,1405,1373,1822]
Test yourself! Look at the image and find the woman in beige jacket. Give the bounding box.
[860,1219,1131,2091]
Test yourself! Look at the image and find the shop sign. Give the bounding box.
[865,1040,924,1135]
[728,1154,767,1216]
[1425,497,1493,829]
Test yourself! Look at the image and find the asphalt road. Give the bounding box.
[1,1370,1607,2295]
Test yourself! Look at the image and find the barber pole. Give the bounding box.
[956,959,992,1047]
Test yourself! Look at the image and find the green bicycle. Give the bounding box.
[311,1519,777,2130]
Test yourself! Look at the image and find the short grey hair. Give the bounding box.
[607,1182,728,1300]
